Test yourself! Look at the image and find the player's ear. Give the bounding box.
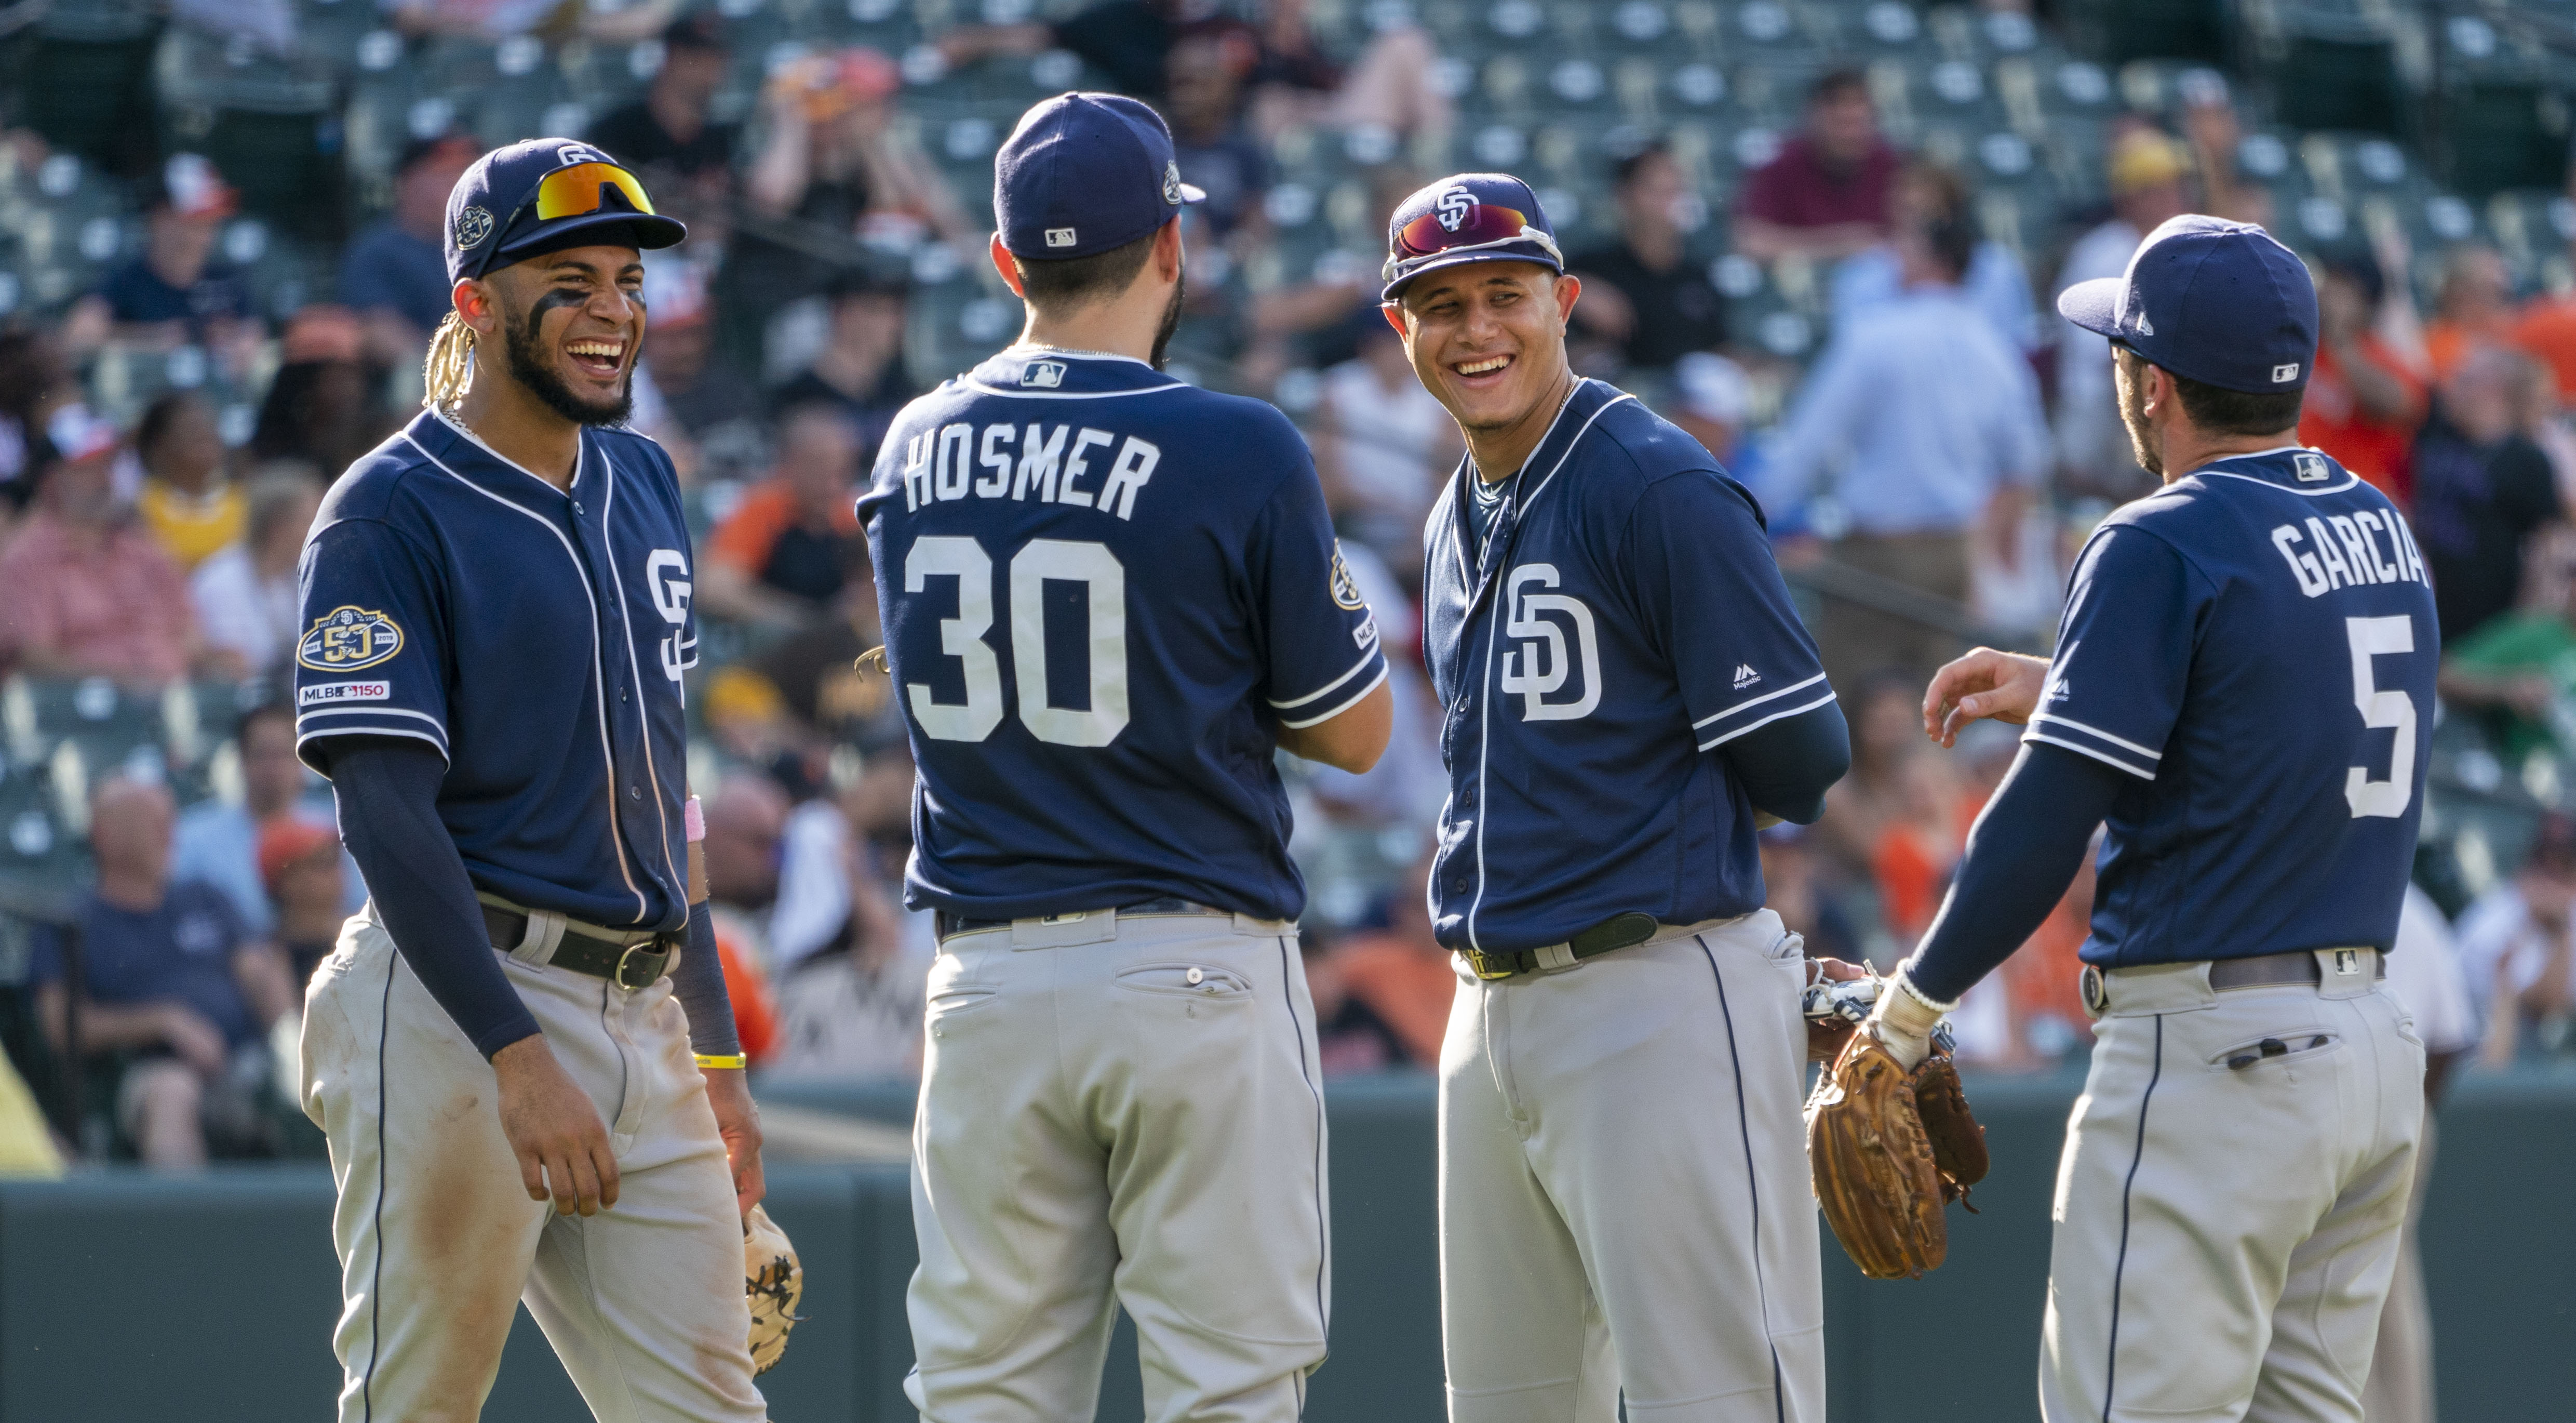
[989,233,1026,298]
[1381,303,1409,342]
[454,278,500,339]
[1152,216,1184,281]
[1552,271,1581,326]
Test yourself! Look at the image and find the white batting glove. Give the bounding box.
[1863,963,1955,1072]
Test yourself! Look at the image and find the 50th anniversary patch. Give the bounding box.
[298,606,405,672]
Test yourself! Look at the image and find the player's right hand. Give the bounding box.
[492,1035,620,1216]
[1922,647,2051,747]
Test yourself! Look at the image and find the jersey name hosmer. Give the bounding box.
[897,421,1161,520]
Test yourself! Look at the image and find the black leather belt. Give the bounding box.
[934,896,1226,940]
[482,905,675,990]
[1459,911,1661,981]
[2207,946,2384,989]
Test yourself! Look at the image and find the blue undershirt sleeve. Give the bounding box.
[1719,698,1850,826]
[325,737,541,1058]
[668,900,741,1058]
[1905,741,2127,1003]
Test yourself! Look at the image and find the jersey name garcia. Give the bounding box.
[294,411,699,932]
[2029,446,2439,967]
[1423,379,1832,952]
[858,350,1386,922]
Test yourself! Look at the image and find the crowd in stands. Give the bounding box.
[9,0,2576,1168]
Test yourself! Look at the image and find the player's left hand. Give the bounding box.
[703,1067,767,1219]
[1803,957,1871,1063]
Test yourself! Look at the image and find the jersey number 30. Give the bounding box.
[2345,614,2416,819]
[903,535,1128,747]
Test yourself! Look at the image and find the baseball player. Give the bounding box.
[294,139,769,1421]
[1892,216,2434,1421]
[1382,174,1855,1422]
[858,94,1393,1421]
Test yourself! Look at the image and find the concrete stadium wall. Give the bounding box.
[2,1070,2569,1422]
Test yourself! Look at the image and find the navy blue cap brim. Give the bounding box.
[491,210,688,269]
[1381,248,1564,304]
[2056,275,2127,339]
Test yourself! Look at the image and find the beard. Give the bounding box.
[501,298,633,427]
[2114,351,2162,477]
[1149,268,1185,370]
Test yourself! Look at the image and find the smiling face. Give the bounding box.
[465,243,647,427]
[1387,260,1579,441]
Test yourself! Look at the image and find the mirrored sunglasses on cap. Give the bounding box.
[1384,203,1564,288]
[473,162,661,275]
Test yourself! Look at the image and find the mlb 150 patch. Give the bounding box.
[298,606,405,672]
[299,680,392,707]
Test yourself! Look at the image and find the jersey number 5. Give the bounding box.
[903,535,1129,747]
[2345,614,2416,819]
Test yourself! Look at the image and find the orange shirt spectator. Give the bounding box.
[2301,336,2425,502]
[1333,929,1456,1068]
[713,920,781,1063]
[1869,758,1975,942]
[2511,296,2576,403]
[2422,244,2514,382]
[700,406,866,629]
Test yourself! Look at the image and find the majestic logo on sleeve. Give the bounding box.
[646,549,697,690]
[1434,188,1475,232]
[1499,563,1601,721]
[297,607,404,672]
[1329,544,1367,610]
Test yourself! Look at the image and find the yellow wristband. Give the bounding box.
[694,1053,747,1070]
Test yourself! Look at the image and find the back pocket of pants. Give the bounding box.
[2204,1030,2340,1074]
[1113,962,1254,1001]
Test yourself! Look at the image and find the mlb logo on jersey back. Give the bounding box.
[1022,362,1066,389]
[2293,452,2329,483]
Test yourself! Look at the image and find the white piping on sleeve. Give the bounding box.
[2023,730,2156,780]
[2027,711,2164,760]
[1692,671,1830,730]
[1697,690,1837,751]
[1270,644,1384,713]
[1278,661,1388,730]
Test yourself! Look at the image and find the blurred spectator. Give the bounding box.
[2054,128,2191,501]
[1991,831,2097,1067]
[937,0,1445,142]
[64,155,258,372]
[2422,245,2515,383]
[1666,350,1754,466]
[1242,166,1420,389]
[736,47,973,307]
[2455,812,2576,1065]
[1302,929,1411,1076]
[0,324,75,509]
[1767,822,1868,967]
[2507,227,2576,402]
[1869,752,1971,946]
[703,777,790,932]
[1568,140,1728,376]
[28,778,296,1167]
[2507,343,2576,510]
[247,310,399,477]
[133,392,242,572]
[0,1048,64,1178]
[1733,69,1899,264]
[2411,344,2563,645]
[590,13,741,180]
[191,466,324,680]
[751,580,901,751]
[172,704,330,938]
[258,817,345,983]
[173,0,298,55]
[702,406,867,630]
[339,133,478,370]
[2299,254,2429,505]
[1760,209,2048,696]
[1813,672,1926,892]
[1309,321,1457,571]
[633,263,761,481]
[2364,882,2479,1423]
[1831,161,2040,355]
[768,269,916,468]
[0,406,225,684]
[386,0,682,42]
[764,820,927,1079]
[1328,855,1457,1070]
[1164,32,1273,250]
[2436,539,2576,761]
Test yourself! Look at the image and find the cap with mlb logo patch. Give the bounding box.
[2058,213,2316,395]
[994,92,1204,261]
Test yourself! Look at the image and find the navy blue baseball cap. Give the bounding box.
[995,93,1203,260]
[445,138,687,285]
[2057,214,2317,394]
[1380,174,1566,303]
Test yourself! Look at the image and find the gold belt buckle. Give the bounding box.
[1464,948,1517,981]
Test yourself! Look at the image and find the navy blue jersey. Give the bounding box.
[1423,378,1832,952]
[2029,446,2439,967]
[858,350,1388,921]
[293,410,699,932]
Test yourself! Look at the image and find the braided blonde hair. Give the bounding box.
[422,312,477,414]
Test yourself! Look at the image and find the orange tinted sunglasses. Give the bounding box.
[472,162,661,276]
[1392,202,1548,259]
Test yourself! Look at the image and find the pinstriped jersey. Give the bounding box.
[858,349,1388,921]
[2029,445,2439,967]
[294,410,699,932]
[1422,378,1832,953]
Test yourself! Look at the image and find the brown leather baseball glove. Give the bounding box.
[745,1204,804,1375]
[1803,1032,1990,1280]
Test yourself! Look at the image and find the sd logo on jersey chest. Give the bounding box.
[298,606,405,672]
